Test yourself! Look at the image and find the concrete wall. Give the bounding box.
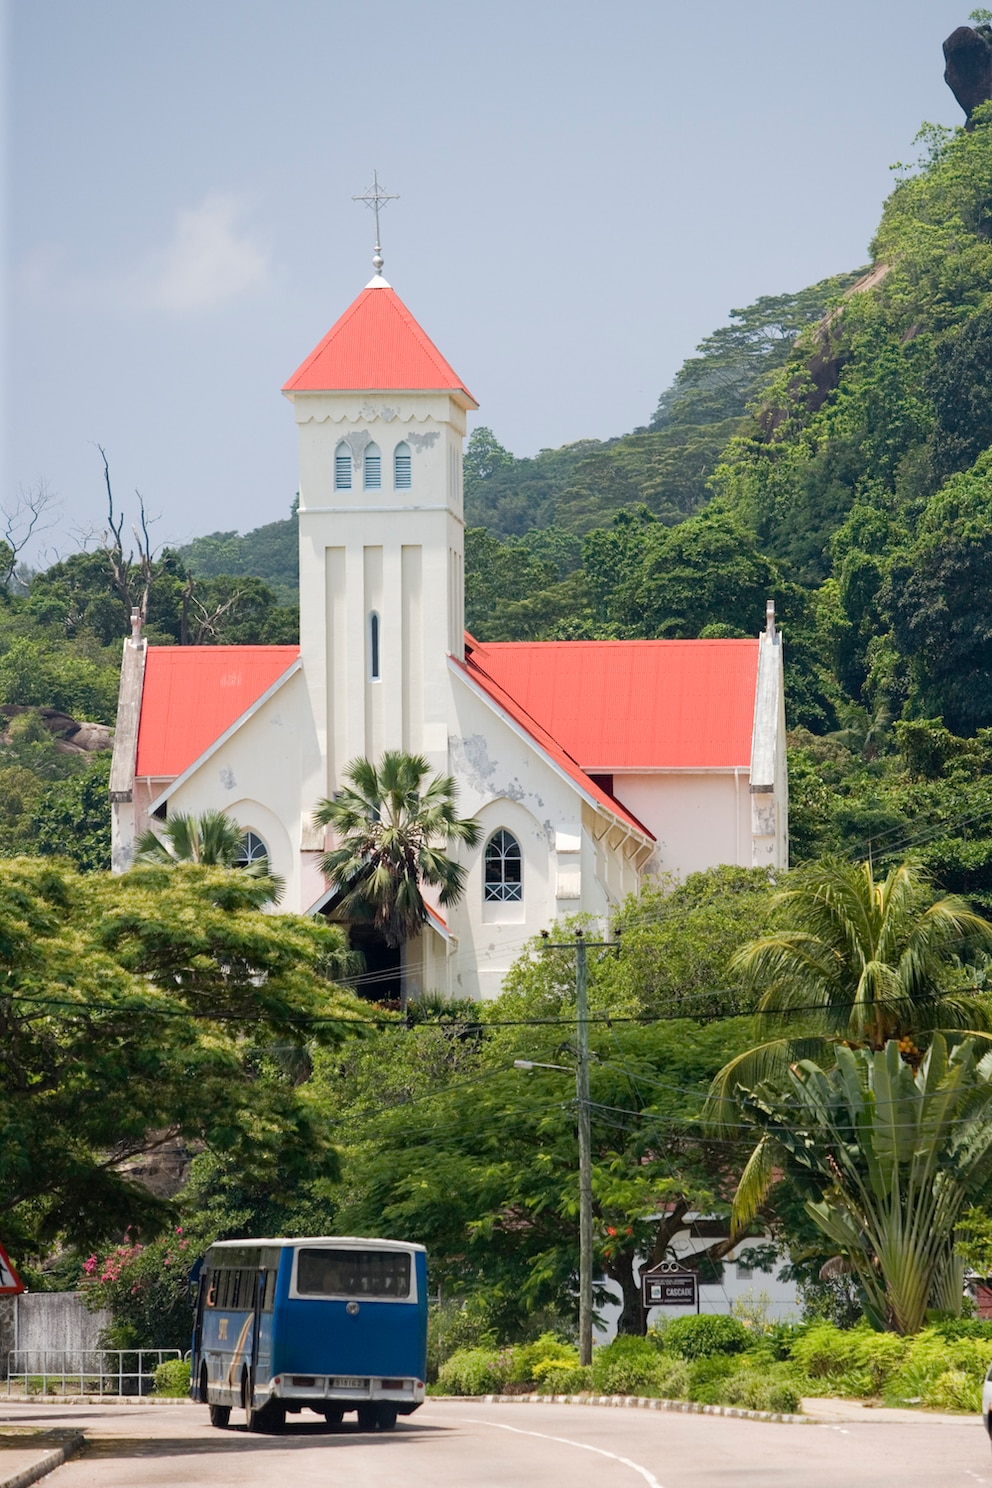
[1,1293,111,1375]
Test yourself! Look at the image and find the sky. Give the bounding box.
[1,0,977,562]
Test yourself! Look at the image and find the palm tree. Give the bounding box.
[707,856,992,1131]
[313,751,480,949]
[134,809,284,901]
[733,1036,992,1333]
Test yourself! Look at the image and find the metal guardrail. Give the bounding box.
[5,1348,182,1396]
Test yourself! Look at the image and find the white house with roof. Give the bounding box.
[109,267,788,1002]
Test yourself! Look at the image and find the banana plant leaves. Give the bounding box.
[734,1035,992,1333]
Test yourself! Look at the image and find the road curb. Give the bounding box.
[0,1431,85,1488]
[433,1392,812,1425]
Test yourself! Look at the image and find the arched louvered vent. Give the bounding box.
[394,441,412,490]
[364,443,381,490]
[334,442,352,490]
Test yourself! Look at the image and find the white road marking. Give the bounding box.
[463,1416,666,1488]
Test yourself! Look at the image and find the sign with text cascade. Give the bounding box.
[640,1262,697,1309]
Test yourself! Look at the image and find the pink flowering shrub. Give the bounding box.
[80,1226,203,1349]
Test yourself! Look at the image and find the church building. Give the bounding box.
[109,264,788,1002]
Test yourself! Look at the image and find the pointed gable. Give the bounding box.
[135,645,300,779]
[282,282,477,406]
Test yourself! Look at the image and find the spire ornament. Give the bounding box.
[352,171,399,278]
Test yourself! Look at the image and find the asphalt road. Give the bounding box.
[2,1398,989,1488]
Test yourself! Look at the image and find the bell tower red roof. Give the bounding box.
[282,279,477,405]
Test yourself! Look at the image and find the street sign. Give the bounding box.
[0,1240,24,1295]
[640,1261,697,1309]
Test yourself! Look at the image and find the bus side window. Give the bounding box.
[205,1275,217,1309]
[262,1270,277,1312]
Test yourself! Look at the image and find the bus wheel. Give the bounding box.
[208,1403,231,1429]
[322,1407,344,1425]
[377,1404,398,1430]
[357,1405,378,1431]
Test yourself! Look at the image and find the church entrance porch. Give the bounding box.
[347,923,403,1006]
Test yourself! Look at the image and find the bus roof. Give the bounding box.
[206,1236,426,1254]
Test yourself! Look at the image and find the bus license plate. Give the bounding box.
[332,1377,365,1389]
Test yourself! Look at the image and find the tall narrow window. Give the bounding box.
[394,441,412,490]
[364,443,381,490]
[334,442,352,490]
[369,611,381,680]
[484,829,522,902]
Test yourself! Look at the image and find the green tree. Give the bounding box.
[608,867,777,1020]
[33,752,112,871]
[707,857,992,1118]
[0,857,361,1257]
[176,506,300,608]
[616,509,779,638]
[651,274,864,432]
[884,451,992,734]
[313,751,480,948]
[463,426,515,486]
[319,979,751,1338]
[733,1037,992,1333]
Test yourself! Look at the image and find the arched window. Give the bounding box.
[235,830,269,867]
[484,829,522,902]
[394,441,412,490]
[334,442,352,490]
[369,611,381,680]
[364,442,381,490]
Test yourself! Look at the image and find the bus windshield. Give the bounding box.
[296,1247,411,1298]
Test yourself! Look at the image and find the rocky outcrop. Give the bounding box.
[944,24,992,126]
[0,705,113,754]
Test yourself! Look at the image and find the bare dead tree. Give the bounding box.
[1,480,61,589]
[179,578,249,645]
[99,445,156,623]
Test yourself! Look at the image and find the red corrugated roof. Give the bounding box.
[135,646,299,779]
[282,284,476,402]
[453,655,654,839]
[133,637,755,829]
[466,638,758,770]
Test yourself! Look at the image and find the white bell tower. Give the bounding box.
[282,260,477,809]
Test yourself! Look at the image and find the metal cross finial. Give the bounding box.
[352,171,399,276]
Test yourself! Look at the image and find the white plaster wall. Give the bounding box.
[150,670,312,910]
[447,675,638,1000]
[293,390,468,802]
[611,772,751,879]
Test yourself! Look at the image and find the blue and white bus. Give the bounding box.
[190,1236,427,1433]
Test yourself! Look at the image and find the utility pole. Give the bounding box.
[574,929,593,1366]
[536,928,608,1366]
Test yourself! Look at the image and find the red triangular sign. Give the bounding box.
[0,1241,24,1294]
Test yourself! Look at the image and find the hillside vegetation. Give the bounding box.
[461,110,992,901]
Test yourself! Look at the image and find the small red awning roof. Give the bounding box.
[135,646,299,779]
[466,638,758,770]
[282,282,476,405]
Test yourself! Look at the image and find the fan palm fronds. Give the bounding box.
[313,751,480,948]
